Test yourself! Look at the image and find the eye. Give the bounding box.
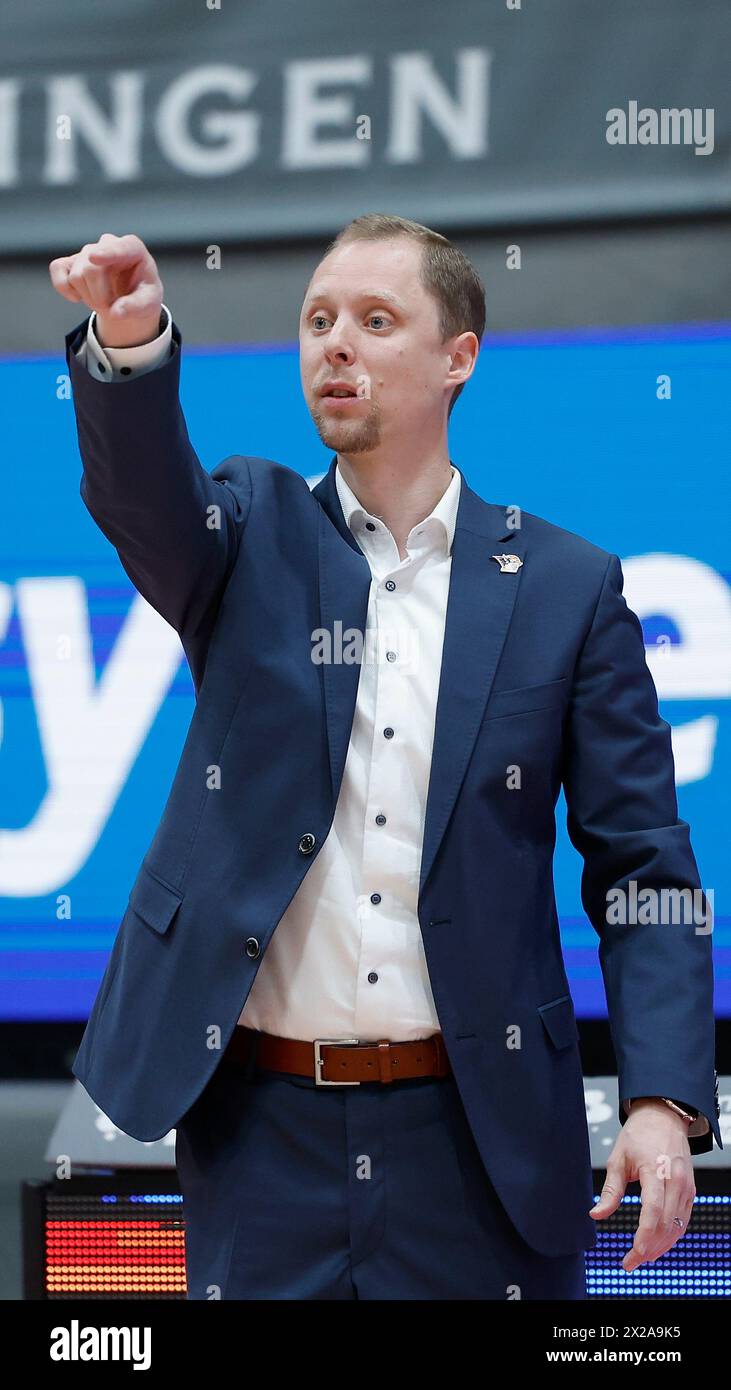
[308,310,391,331]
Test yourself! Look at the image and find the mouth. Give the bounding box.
[318,380,361,405]
[320,393,363,409]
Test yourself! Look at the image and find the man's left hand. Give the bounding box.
[589,1098,695,1271]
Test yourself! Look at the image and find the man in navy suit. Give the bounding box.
[50,214,720,1300]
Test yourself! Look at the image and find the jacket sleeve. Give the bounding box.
[561,553,721,1154]
[65,314,252,644]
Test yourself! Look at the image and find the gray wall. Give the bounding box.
[4,217,730,357]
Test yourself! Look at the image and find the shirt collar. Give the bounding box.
[334,461,461,557]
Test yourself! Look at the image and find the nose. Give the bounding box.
[324,316,356,366]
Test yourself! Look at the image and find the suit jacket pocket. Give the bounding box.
[127,862,184,935]
[484,676,568,720]
[537,993,580,1050]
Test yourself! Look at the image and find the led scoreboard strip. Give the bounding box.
[587,1190,731,1299]
[21,1170,731,1300]
[23,1176,187,1299]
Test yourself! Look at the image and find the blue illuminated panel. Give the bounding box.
[587,1194,731,1297]
[1,324,729,1019]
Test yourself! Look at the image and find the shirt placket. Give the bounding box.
[354,526,420,1036]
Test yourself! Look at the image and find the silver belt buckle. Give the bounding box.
[314,1037,361,1086]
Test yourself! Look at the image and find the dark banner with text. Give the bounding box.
[1,0,728,254]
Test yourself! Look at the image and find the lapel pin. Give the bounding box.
[491,553,523,574]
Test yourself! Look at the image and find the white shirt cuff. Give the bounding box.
[75,304,173,380]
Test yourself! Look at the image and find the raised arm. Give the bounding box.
[49,234,252,665]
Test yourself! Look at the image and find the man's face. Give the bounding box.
[299,236,453,456]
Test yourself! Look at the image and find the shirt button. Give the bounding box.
[245,937,260,958]
[365,521,376,531]
[386,650,397,662]
[383,727,394,739]
[97,362,106,373]
[298,833,316,855]
[370,892,381,904]
[375,813,386,825]
[367,971,379,984]
[385,580,396,591]
[120,366,132,376]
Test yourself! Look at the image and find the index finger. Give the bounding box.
[87,233,148,266]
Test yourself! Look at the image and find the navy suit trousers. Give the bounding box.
[174,1045,587,1300]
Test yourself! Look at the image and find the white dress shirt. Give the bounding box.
[240,460,461,1041]
[76,306,461,1042]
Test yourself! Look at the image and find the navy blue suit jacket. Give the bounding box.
[65,316,720,1257]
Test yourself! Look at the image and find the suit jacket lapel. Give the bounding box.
[313,458,372,799]
[418,484,526,899]
[311,457,527,894]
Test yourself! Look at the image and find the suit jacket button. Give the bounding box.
[245,937,260,958]
[298,833,316,855]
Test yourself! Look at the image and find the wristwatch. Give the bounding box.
[627,1096,699,1122]
[661,1097,699,1122]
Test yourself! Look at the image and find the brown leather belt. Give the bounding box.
[224,1026,452,1085]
